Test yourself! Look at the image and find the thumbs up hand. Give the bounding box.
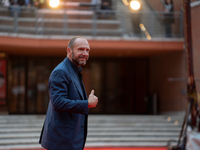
[88,90,98,108]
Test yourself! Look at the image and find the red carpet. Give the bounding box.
[84,148,167,150]
[7,147,167,150]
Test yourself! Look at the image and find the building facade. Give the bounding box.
[0,0,200,115]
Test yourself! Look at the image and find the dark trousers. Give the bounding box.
[165,23,172,37]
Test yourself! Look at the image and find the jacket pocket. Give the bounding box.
[55,120,75,128]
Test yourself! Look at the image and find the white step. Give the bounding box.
[0,114,184,149]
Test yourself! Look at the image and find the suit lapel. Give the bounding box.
[72,75,85,100]
[81,81,88,99]
[64,58,85,100]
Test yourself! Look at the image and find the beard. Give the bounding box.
[72,50,88,66]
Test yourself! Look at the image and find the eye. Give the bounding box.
[78,48,84,51]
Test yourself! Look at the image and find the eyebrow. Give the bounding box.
[78,47,90,50]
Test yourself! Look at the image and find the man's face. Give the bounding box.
[68,38,90,67]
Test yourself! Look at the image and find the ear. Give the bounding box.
[66,47,72,56]
[66,47,71,53]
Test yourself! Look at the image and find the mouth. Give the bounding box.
[79,56,87,61]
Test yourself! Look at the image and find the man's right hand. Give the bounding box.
[88,90,98,108]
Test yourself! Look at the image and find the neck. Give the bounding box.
[67,57,80,67]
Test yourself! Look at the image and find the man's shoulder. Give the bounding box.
[54,58,70,70]
[49,59,69,76]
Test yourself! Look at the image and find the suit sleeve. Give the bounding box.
[48,69,89,114]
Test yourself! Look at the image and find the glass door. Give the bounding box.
[8,57,63,114]
[26,57,62,114]
[8,59,26,113]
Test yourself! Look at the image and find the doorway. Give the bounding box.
[7,56,64,114]
[88,58,149,114]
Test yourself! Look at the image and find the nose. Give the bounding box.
[83,50,89,56]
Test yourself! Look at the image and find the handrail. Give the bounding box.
[0,6,183,38]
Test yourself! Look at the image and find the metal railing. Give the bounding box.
[0,6,183,38]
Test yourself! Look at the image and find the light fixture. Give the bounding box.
[139,23,152,40]
[130,0,141,10]
[49,0,60,8]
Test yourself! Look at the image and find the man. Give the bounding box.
[39,36,98,150]
[163,0,174,37]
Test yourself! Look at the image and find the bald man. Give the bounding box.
[39,36,98,150]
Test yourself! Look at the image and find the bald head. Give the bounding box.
[68,36,88,50]
[66,36,90,67]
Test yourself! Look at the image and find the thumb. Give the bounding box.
[90,90,94,95]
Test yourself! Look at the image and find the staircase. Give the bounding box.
[114,0,166,38]
[0,114,184,149]
[0,0,123,37]
[0,0,183,38]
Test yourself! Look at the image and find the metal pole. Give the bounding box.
[35,8,39,35]
[183,0,198,130]
[180,11,184,38]
[92,10,97,37]
[13,6,18,33]
[63,9,68,35]
[184,0,194,81]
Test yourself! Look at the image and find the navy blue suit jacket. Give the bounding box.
[39,57,89,150]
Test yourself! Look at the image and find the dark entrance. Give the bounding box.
[7,56,64,114]
[87,58,149,114]
[7,57,149,114]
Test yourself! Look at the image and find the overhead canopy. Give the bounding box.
[0,35,184,57]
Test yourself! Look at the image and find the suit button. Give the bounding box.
[81,126,83,128]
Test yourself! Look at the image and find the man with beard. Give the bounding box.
[39,36,98,150]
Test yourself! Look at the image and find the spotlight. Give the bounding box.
[130,0,141,10]
[49,0,60,8]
